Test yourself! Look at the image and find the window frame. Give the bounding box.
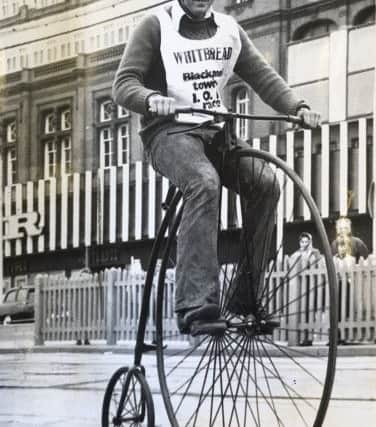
[40,103,73,179]
[6,147,17,185]
[97,97,131,169]
[99,127,114,169]
[100,100,113,122]
[235,88,250,141]
[117,123,130,166]
[60,109,72,131]
[44,112,56,135]
[6,121,16,143]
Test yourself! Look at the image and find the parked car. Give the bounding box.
[0,286,35,325]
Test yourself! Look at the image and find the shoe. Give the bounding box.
[177,303,220,334]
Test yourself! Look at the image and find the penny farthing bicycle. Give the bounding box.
[102,108,338,427]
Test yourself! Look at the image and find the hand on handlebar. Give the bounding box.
[148,94,176,116]
[297,107,321,129]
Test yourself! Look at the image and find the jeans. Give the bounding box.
[147,125,280,313]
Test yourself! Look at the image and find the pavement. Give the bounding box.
[0,344,375,426]
[0,323,376,426]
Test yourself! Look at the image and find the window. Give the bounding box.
[100,100,113,122]
[118,27,124,43]
[6,121,16,142]
[44,140,57,178]
[354,6,375,26]
[44,112,56,134]
[293,20,337,41]
[100,128,114,169]
[61,109,71,130]
[4,120,17,185]
[7,148,17,185]
[235,88,250,140]
[4,290,17,303]
[118,124,129,165]
[61,136,72,174]
[97,99,131,168]
[118,105,129,118]
[41,107,73,178]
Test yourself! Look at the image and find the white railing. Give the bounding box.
[34,257,376,346]
[3,116,375,258]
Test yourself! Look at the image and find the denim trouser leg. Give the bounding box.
[149,129,221,312]
[207,136,281,313]
[148,128,280,315]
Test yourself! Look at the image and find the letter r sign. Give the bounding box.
[3,212,43,240]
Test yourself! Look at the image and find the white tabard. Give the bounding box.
[156,8,241,123]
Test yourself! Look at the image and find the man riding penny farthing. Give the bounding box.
[102,1,337,426]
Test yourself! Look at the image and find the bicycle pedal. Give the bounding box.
[190,319,227,337]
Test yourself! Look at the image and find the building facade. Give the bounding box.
[0,0,375,288]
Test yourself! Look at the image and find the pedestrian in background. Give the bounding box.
[291,232,321,268]
[331,217,368,262]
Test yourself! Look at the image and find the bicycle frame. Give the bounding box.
[133,186,182,366]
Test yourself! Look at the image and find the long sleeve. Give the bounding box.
[112,15,164,115]
[234,26,307,115]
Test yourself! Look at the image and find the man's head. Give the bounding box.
[180,0,215,19]
[336,217,352,237]
[298,232,312,251]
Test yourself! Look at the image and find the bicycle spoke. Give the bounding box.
[251,339,262,426]
[216,338,241,427]
[186,339,222,427]
[209,334,248,427]
[224,333,287,426]
[262,257,325,309]
[256,338,311,427]
[261,336,324,386]
[266,276,327,318]
[173,336,215,416]
[166,334,210,377]
[184,333,246,426]
[253,338,284,427]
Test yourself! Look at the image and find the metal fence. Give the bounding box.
[34,256,376,346]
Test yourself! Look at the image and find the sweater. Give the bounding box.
[112,2,308,144]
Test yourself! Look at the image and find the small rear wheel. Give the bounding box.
[102,366,155,427]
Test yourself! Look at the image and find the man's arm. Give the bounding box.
[234,27,318,122]
[112,15,162,115]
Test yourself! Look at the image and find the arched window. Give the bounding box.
[293,19,337,41]
[353,6,375,26]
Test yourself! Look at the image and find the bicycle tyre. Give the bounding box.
[102,366,155,427]
[155,147,337,427]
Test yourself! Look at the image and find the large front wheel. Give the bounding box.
[155,148,337,427]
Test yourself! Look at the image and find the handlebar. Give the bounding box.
[174,107,304,126]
